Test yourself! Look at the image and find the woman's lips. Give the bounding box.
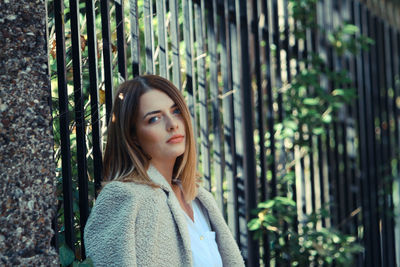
[167,135,184,144]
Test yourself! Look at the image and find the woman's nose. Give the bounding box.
[166,115,178,131]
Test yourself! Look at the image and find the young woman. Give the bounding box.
[84,75,244,267]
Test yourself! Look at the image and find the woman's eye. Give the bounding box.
[173,108,181,115]
[148,116,159,124]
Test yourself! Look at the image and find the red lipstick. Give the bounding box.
[167,134,184,144]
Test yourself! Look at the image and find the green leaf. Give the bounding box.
[327,33,336,44]
[343,24,359,35]
[59,245,75,266]
[331,88,346,96]
[284,120,298,130]
[258,200,275,209]
[264,214,278,225]
[312,127,325,135]
[248,218,261,231]
[322,113,332,123]
[275,196,296,207]
[303,98,319,106]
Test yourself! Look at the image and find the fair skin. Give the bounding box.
[136,89,194,221]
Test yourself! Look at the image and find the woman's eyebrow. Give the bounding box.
[143,110,160,120]
[143,103,177,119]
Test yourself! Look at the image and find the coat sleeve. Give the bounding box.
[83,182,163,267]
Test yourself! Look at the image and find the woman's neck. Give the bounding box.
[150,159,175,186]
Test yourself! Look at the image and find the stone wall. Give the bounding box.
[0,0,58,265]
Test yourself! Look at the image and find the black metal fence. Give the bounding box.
[49,0,400,266]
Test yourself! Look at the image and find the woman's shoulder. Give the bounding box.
[97,180,165,204]
[196,185,213,199]
[86,181,166,227]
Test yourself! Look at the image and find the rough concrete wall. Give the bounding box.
[0,0,59,265]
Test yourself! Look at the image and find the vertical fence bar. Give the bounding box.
[295,17,307,223]
[375,18,388,267]
[69,0,89,257]
[316,0,330,228]
[218,0,238,239]
[364,8,382,267]
[100,0,113,124]
[370,13,384,267]
[341,6,351,233]
[355,3,372,265]
[324,0,340,227]
[115,0,127,80]
[255,0,270,264]
[383,21,396,267]
[393,29,400,267]
[332,0,347,230]
[194,0,211,190]
[206,0,224,211]
[169,0,181,89]
[262,0,277,199]
[129,0,140,77]
[395,31,400,176]
[54,0,75,252]
[252,0,266,205]
[182,0,198,150]
[234,0,259,264]
[349,0,361,240]
[283,0,291,83]
[307,0,318,216]
[270,0,283,122]
[228,0,245,254]
[85,0,102,195]
[295,3,307,220]
[302,7,318,216]
[343,0,359,236]
[144,0,155,74]
[156,0,168,78]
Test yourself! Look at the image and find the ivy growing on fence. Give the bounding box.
[247,0,374,266]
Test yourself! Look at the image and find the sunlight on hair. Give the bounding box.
[112,113,116,123]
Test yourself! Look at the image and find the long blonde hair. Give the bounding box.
[102,75,198,201]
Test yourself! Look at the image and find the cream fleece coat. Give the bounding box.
[84,165,245,267]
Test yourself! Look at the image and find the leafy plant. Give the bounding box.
[249,0,374,266]
[248,197,364,266]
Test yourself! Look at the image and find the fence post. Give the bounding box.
[0,0,58,265]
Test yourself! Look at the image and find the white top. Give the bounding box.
[183,198,223,267]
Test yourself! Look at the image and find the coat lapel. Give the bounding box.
[196,187,222,231]
[146,166,244,266]
[147,165,192,266]
[196,187,245,266]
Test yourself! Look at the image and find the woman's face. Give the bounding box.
[136,89,186,165]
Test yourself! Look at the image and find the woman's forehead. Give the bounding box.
[139,89,175,113]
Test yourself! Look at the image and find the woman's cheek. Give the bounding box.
[140,125,164,147]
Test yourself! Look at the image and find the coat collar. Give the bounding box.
[146,164,192,266]
[146,164,173,192]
